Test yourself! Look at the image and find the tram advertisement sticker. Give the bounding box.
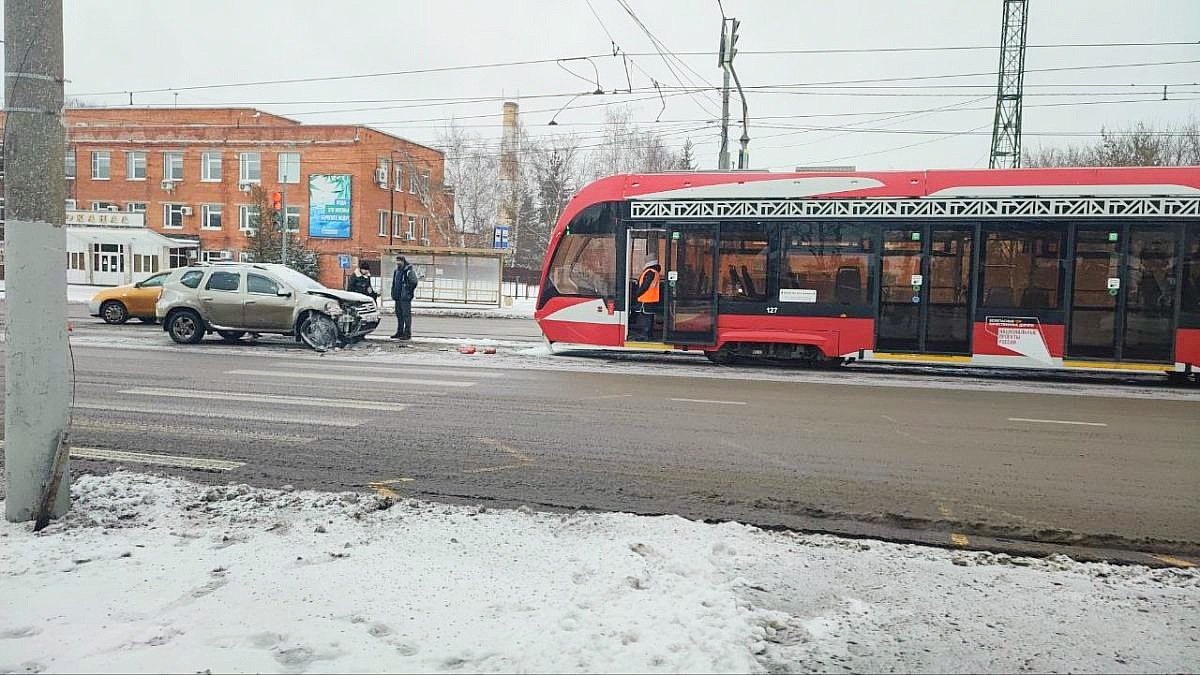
[984,317,1054,366]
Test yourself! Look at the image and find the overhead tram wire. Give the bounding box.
[613,0,724,118]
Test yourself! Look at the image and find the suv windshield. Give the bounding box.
[270,266,324,292]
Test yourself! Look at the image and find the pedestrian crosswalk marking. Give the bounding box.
[225,369,476,388]
[120,387,408,412]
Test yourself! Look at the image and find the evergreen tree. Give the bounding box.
[244,186,321,281]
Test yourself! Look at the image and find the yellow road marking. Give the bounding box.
[367,478,413,499]
[478,437,532,464]
[950,533,970,547]
[1151,554,1196,568]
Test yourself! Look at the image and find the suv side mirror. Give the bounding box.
[277,289,292,298]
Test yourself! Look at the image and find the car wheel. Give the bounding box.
[138,317,158,324]
[299,314,339,352]
[167,310,205,345]
[100,301,129,325]
[218,330,247,343]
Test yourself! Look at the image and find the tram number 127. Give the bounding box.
[766,307,779,314]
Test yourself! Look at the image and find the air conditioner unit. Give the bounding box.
[420,238,431,246]
[180,206,193,216]
[238,181,254,192]
[375,168,388,186]
[107,205,120,212]
[161,179,175,191]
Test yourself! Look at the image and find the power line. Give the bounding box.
[620,40,1200,57]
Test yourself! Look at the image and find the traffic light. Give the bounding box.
[270,191,283,210]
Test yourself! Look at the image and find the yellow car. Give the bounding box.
[88,271,170,324]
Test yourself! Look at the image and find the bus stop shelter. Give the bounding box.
[381,246,506,306]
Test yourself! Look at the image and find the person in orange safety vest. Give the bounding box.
[631,257,662,339]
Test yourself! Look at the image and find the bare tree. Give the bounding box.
[438,121,502,248]
[1024,117,1200,167]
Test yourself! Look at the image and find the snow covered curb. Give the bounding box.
[3,473,1198,674]
[377,299,536,320]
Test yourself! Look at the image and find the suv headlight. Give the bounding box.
[324,300,344,316]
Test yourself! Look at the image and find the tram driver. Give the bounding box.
[631,256,663,340]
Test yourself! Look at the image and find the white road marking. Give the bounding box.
[1007,417,1109,427]
[0,441,244,471]
[70,419,317,445]
[120,387,409,412]
[279,362,507,379]
[74,403,365,428]
[225,369,476,388]
[669,397,748,406]
[70,447,244,471]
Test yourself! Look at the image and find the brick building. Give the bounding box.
[1,107,454,288]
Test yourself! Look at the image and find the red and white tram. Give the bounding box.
[534,167,1200,376]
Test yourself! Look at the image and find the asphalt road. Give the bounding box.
[1,311,1198,565]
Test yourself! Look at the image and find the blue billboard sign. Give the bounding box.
[308,174,352,239]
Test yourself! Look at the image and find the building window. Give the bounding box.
[377,158,390,188]
[126,202,147,214]
[202,204,223,230]
[394,165,403,191]
[421,216,430,243]
[407,215,416,240]
[133,254,160,274]
[239,204,260,232]
[65,199,77,210]
[782,223,873,306]
[239,152,261,183]
[978,226,1065,309]
[127,151,147,180]
[68,251,87,270]
[91,151,110,180]
[168,248,191,268]
[163,203,187,229]
[163,151,184,182]
[239,251,254,263]
[278,152,301,184]
[378,211,389,237]
[65,151,76,180]
[201,151,222,182]
[284,205,300,232]
[92,201,118,211]
[409,169,419,194]
[202,250,231,263]
[392,213,402,238]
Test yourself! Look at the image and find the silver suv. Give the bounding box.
[156,263,379,351]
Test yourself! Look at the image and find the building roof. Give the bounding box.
[66,226,198,249]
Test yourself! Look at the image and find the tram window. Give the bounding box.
[782,224,872,306]
[544,234,616,299]
[1182,227,1200,315]
[978,228,1064,310]
[719,230,768,300]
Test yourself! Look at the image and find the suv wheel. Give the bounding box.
[299,314,339,352]
[167,310,205,344]
[101,301,129,325]
[218,330,246,342]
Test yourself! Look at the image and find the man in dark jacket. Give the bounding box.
[346,262,377,304]
[390,255,418,340]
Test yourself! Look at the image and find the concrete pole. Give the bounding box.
[717,21,731,171]
[5,0,71,522]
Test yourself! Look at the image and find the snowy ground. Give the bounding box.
[383,298,536,319]
[2,472,1197,674]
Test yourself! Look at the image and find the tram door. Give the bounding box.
[877,225,974,354]
[1068,225,1178,362]
[664,224,719,345]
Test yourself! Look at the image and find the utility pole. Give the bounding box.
[717,18,737,170]
[989,0,1029,169]
[718,17,749,170]
[4,0,71,523]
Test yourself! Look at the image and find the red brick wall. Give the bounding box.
[62,109,452,289]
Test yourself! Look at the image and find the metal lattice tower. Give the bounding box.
[989,0,1029,169]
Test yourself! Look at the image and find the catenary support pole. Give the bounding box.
[717,19,732,170]
[4,0,71,522]
[281,186,289,265]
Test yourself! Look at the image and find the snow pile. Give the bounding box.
[1,473,778,674]
[3,472,1197,673]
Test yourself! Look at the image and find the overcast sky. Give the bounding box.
[6,1,1199,171]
